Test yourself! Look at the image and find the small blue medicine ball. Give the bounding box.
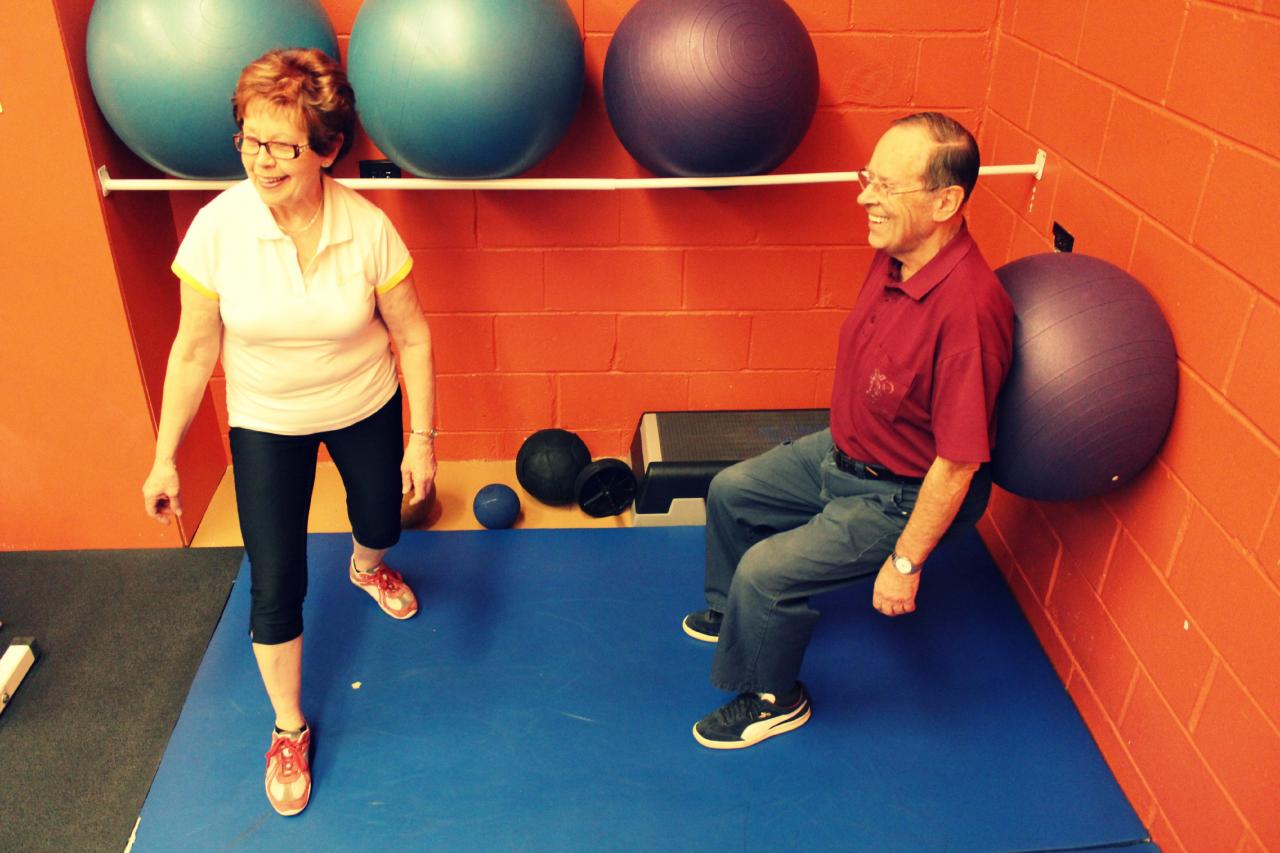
[473,484,521,530]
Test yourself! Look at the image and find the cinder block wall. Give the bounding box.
[970,2,1280,850]
[176,0,998,461]
[14,2,1277,849]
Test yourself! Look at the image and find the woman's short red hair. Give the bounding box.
[232,48,355,160]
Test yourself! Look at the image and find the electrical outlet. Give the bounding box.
[1053,222,1075,253]
[359,159,402,179]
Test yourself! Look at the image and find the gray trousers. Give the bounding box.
[704,429,991,694]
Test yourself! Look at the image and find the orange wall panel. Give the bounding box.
[916,35,991,107]
[1102,460,1190,573]
[1098,96,1214,239]
[747,310,848,369]
[1194,145,1280,301]
[988,34,1038,124]
[684,250,822,310]
[1008,0,1088,61]
[1121,674,1246,850]
[1161,370,1280,547]
[424,315,497,375]
[1027,58,1113,172]
[1076,0,1185,102]
[617,190,761,246]
[494,314,617,372]
[853,0,996,31]
[687,371,820,410]
[1227,298,1280,443]
[583,0,632,32]
[436,375,555,433]
[1047,563,1138,719]
[0,3,188,549]
[818,248,873,309]
[979,2,1280,847]
[1169,509,1280,717]
[35,1,1280,845]
[786,0,851,31]
[545,250,684,311]
[413,251,544,314]
[1048,165,1140,262]
[1194,667,1280,850]
[558,373,689,432]
[1100,535,1214,724]
[738,184,867,245]
[1167,6,1280,160]
[1039,498,1118,590]
[362,191,478,250]
[478,191,621,248]
[616,315,752,372]
[1128,222,1253,389]
[813,33,918,106]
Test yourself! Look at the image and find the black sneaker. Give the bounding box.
[681,609,723,643]
[692,684,811,749]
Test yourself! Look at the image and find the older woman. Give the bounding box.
[141,48,435,816]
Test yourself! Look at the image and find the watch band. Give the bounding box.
[891,551,921,575]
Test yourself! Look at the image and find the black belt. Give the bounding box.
[833,448,924,486]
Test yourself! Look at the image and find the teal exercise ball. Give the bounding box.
[348,0,584,178]
[86,0,338,179]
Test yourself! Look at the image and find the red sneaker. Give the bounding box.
[350,557,419,620]
[264,726,311,816]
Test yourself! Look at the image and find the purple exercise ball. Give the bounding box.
[603,0,818,177]
[992,253,1178,502]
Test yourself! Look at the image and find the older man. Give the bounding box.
[683,112,1015,749]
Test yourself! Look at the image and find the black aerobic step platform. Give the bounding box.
[629,409,830,525]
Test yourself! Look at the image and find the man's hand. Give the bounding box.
[872,556,920,616]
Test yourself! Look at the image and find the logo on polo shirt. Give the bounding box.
[866,368,896,402]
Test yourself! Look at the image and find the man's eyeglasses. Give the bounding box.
[234,133,311,160]
[855,169,933,197]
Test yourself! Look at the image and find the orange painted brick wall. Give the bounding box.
[0,3,220,549]
[169,0,997,462]
[37,2,1280,846]
[970,2,1280,850]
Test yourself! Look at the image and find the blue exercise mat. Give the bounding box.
[134,527,1148,851]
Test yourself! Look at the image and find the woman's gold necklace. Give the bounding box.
[277,199,322,236]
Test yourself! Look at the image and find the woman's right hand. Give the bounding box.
[143,460,183,525]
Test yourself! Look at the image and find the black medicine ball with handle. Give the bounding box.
[516,429,592,506]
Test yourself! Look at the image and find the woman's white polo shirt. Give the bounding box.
[172,176,412,435]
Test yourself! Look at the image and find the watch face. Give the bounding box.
[893,555,916,575]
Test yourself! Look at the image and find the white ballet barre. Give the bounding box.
[97,150,1045,196]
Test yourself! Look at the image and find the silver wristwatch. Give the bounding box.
[891,551,921,575]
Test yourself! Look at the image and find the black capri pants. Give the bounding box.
[229,389,404,645]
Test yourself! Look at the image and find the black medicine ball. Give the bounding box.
[515,428,592,506]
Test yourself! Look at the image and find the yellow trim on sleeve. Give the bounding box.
[375,256,414,295]
[171,262,219,300]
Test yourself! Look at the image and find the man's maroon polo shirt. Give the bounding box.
[830,225,1014,479]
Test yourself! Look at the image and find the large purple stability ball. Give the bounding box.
[603,0,818,177]
[992,254,1178,502]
